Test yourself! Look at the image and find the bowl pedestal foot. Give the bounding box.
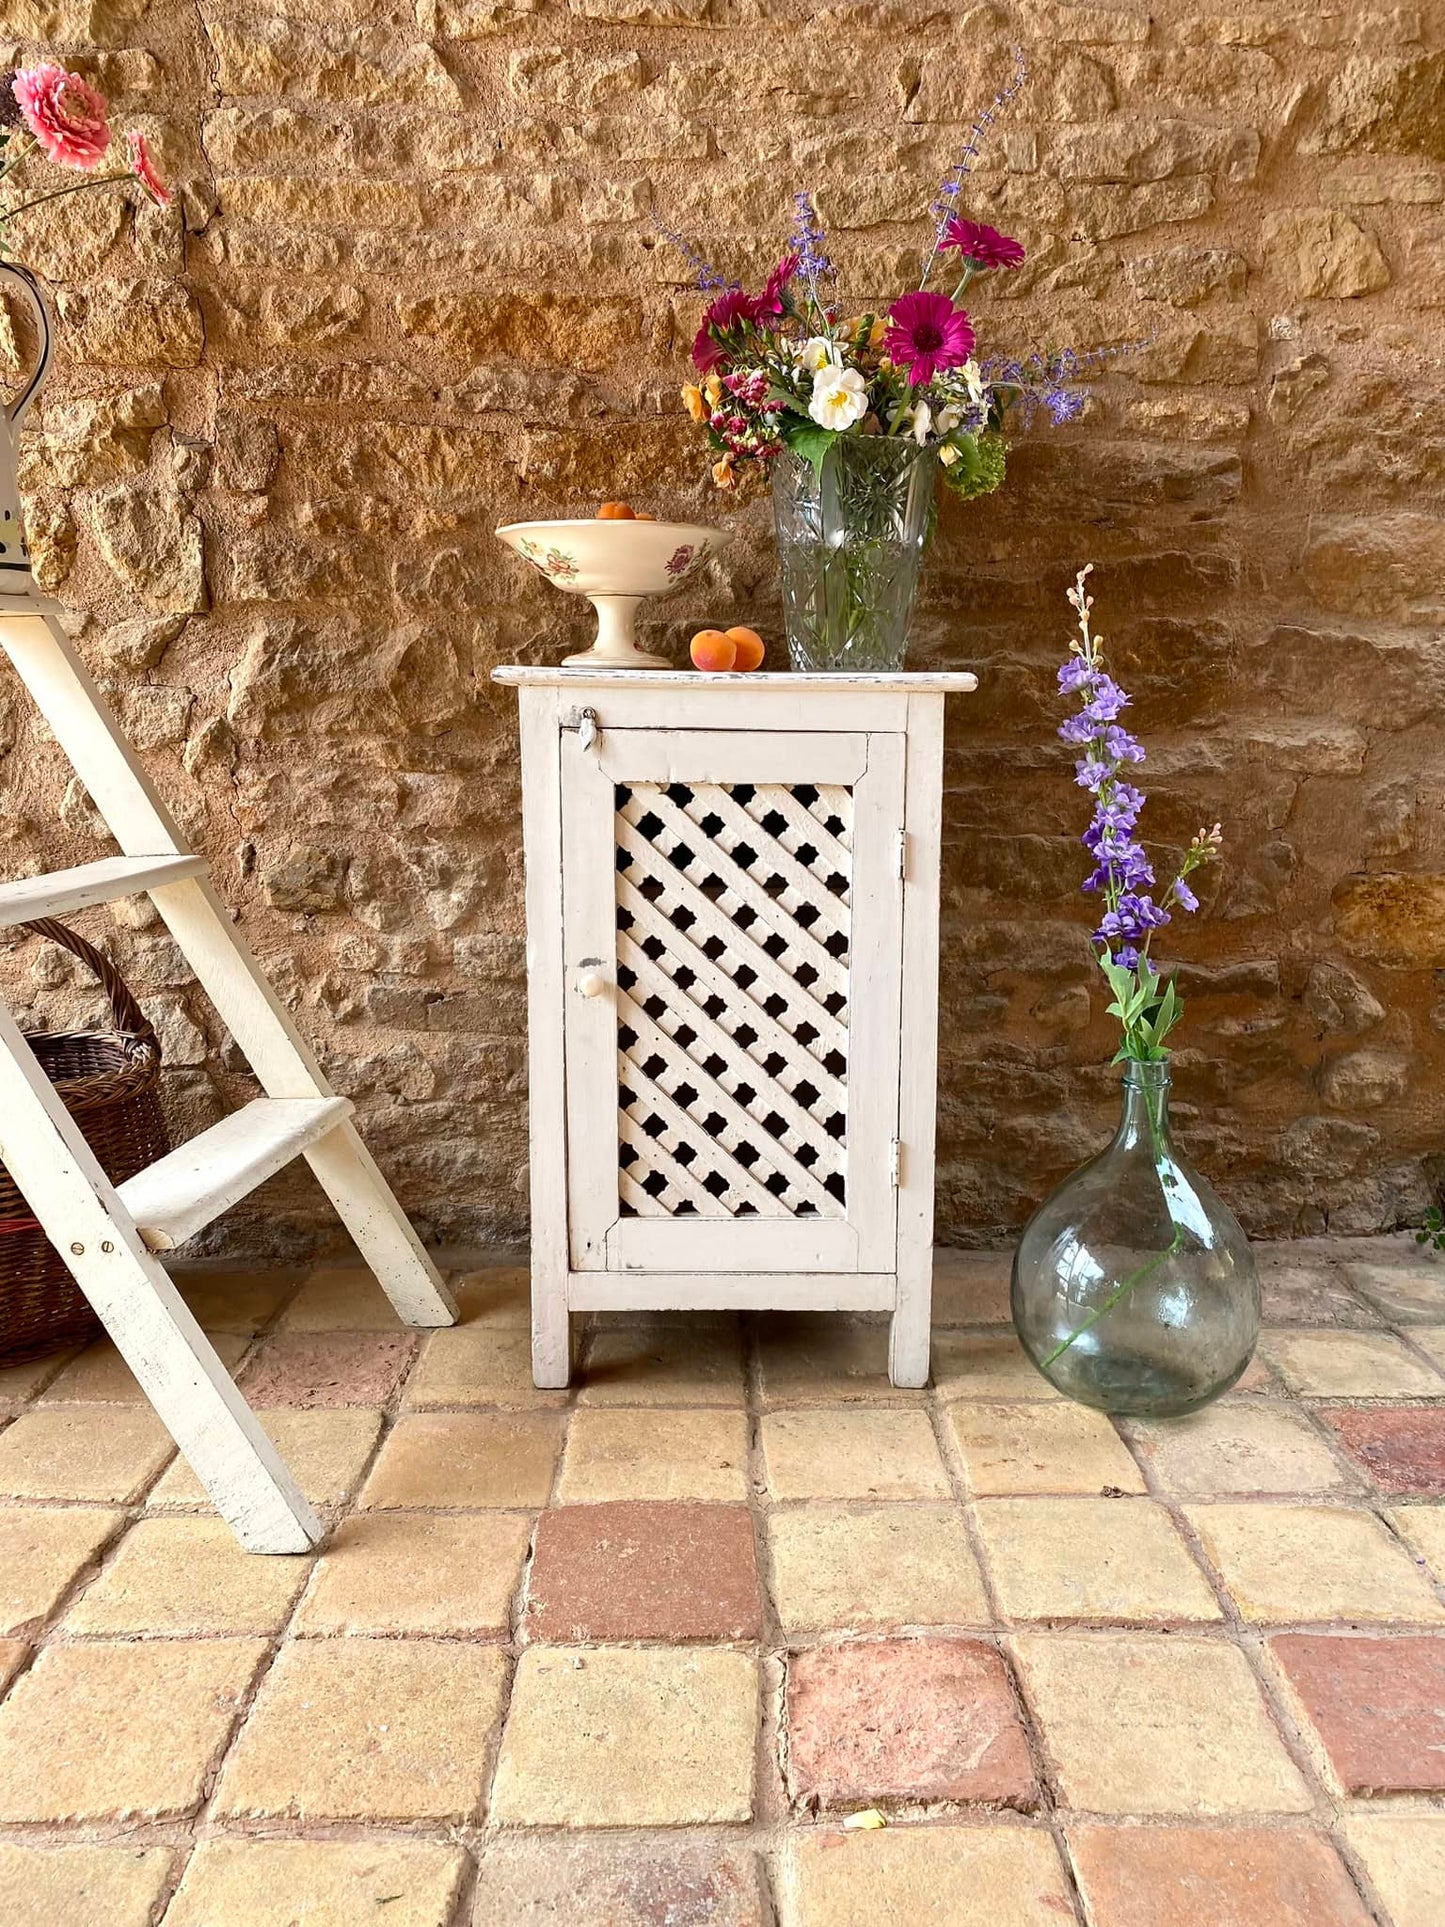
[561,594,673,670]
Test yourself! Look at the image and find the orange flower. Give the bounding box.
[710,453,736,489]
[703,372,724,407]
[681,382,707,423]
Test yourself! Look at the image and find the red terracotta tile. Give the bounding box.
[1320,1408,1445,1496]
[524,1503,761,1642]
[1271,1634,1445,1795]
[239,1333,415,1409]
[1068,1825,1370,1927]
[785,1638,1036,1811]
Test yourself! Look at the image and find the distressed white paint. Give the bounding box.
[499,668,969,1388]
[0,597,457,1549]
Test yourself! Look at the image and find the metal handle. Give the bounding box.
[575,707,599,754]
[576,968,607,999]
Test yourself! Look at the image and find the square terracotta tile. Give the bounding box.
[1270,1633,1445,1794]
[0,1843,176,1927]
[785,1637,1036,1810]
[1321,1407,1445,1495]
[1389,1505,1445,1583]
[762,1408,950,1501]
[932,1331,1061,1401]
[450,1266,532,1328]
[580,1326,747,1405]
[0,1507,123,1637]
[0,1407,173,1503]
[1012,1632,1312,1815]
[214,1639,508,1822]
[1066,1825,1371,1927]
[947,1402,1145,1497]
[975,1497,1221,1623]
[757,1317,913,1403]
[361,1412,561,1509]
[239,1331,416,1407]
[278,1266,409,1330]
[0,1638,264,1822]
[1186,1503,1445,1624]
[175,1267,298,1333]
[1129,1403,1355,1497]
[41,1333,249,1404]
[491,1646,757,1826]
[558,1408,749,1502]
[405,1327,567,1409]
[1341,1815,1445,1927]
[1258,1262,1381,1328]
[932,1249,1013,1325]
[1342,1262,1445,1325]
[1259,1330,1443,1397]
[781,1825,1071,1926]
[471,1836,765,1927]
[63,1516,311,1636]
[525,1502,761,1641]
[148,1406,383,1509]
[768,1503,989,1632]
[296,1510,531,1636]
[165,1839,467,1927]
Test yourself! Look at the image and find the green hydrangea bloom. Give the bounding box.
[942,430,1007,501]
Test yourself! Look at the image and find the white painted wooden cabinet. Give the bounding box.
[494,668,977,1388]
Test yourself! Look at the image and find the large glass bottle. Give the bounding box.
[1011,1060,1259,1416]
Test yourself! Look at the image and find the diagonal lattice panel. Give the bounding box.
[614,780,851,1219]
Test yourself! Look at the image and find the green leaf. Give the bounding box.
[779,418,839,477]
[765,386,811,419]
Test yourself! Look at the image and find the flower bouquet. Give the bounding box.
[659,53,1102,671]
[1010,568,1259,1417]
[0,62,168,589]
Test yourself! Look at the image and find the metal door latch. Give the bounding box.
[574,707,600,753]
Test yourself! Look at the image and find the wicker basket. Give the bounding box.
[0,916,169,1365]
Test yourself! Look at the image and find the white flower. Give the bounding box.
[797,335,836,372]
[910,400,932,444]
[809,364,869,429]
[960,357,985,403]
[939,444,961,467]
[935,403,962,434]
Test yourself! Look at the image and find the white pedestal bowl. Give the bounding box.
[496,518,727,669]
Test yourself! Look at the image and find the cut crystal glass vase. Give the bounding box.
[772,438,937,672]
[1011,1061,1260,1417]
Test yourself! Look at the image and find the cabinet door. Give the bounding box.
[561,725,905,1275]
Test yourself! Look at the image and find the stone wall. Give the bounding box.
[0,0,1441,1252]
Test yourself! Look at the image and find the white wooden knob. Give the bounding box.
[576,969,607,998]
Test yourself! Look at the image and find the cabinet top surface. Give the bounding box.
[491,666,979,694]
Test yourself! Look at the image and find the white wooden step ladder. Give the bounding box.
[0,592,458,1553]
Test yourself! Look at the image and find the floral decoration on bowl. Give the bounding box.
[517,537,580,584]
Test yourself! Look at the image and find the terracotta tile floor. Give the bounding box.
[0,1240,1442,1924]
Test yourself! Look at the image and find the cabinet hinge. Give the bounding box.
[895,829,907,879]
[889,1138,902,1187]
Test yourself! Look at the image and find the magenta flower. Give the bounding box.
[11,64,110,169]
[760,251,799,314]
[940,216,1025,270]
[884,291,976,388]
[691,286,764,372]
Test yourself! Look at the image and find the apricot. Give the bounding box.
[634,511,657,521]
[596,501,636,520]
[725,625,765,672]
[690,628,737,672]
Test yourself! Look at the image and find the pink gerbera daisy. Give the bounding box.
[11,63,110,170]
[939,216,1026,270]
[883,291,976,388]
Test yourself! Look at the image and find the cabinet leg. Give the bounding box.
[532,1285,572,1389]
[889,1260,932,1388]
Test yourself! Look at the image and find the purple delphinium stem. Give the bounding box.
[919,45,1030,290]
[647,211,737,292]
[789,189,834,325]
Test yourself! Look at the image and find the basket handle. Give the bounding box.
[20,916,160,1052]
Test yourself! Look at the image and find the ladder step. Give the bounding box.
[118,1096,354,1252]
[0,854,207,928]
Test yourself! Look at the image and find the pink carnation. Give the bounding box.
[11,63,111,170]
[126,130,169,208]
